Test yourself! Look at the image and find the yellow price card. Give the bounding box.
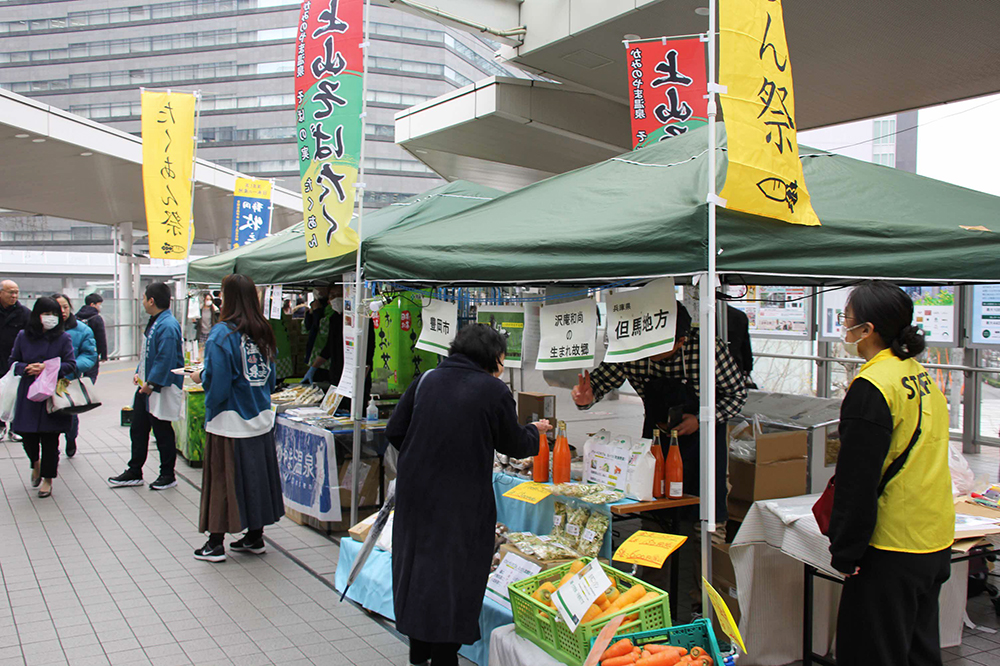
[502,482,552,505]
[612,531,687,569]
[703,577,747,653]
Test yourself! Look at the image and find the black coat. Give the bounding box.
[0,302,30,377]
[76,305,108,376]
[386,353,539,645]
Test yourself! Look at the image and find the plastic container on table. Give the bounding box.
[605,619,725,666]
[509,559,671,666]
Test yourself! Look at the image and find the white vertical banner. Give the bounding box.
[536,297,598,370]
[338,272,357,399]
[261,286,273,320]
[415,298,457,355]
[605,277,678,363]
[269,284,283,320]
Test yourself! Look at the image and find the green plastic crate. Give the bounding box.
[509,559,671,666]
[608,619,724,665]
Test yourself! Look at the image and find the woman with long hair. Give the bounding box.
[190,274,283,562]
[7,297,76,497]
[53,294,98,458]
[828,281,953,663]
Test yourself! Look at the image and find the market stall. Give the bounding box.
[357,123,1000,664]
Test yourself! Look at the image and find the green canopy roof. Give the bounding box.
[363,125,1000,286]
[187,180,503,285]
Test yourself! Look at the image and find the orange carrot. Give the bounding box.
[602,655,638,666]
[601,638,634,661]
[646,645,686,657]
[635,650,686,666]
[581,603,602,624]
[595,594,610,611]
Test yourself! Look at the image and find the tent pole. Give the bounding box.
[700,0,720,617]
[350,0,373,527]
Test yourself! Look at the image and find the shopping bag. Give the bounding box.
[812,476,836,535]
[47,377,102,415]
[26,358,60,402]
[0,366,17,422]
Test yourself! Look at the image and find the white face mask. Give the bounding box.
[840,323,865,357]
[40,314,59,330]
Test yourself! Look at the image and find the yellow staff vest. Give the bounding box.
[854,348,954,553]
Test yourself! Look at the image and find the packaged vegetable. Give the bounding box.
[580,489,626,504]
[552,501,569,539]
[578,511,609,557]
[562,506,590,548]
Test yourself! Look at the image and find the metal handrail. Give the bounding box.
[754,351,996,373]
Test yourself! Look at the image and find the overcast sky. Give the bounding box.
[916,93,1000,197]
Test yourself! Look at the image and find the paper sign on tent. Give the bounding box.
[605,277,678,363]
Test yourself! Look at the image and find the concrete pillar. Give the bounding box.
[116,223,137,359]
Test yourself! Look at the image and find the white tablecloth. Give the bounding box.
[488,625,564,666]
[730,494,967,665]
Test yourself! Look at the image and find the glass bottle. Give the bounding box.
[532,413,550,483]
[651,428,666,499]
[552,420,571,485]
[666,429,684,499]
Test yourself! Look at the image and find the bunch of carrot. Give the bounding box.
[600,639,714,666]
[531,562,661,629]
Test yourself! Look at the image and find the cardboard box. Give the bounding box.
[711,542,741,624]
[517,392,556,426]
[349,512,380,542]
[727,429,808,521]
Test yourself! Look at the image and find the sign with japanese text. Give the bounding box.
[141,91,196,259]
[269,284,284,320]
[613,531,687,569]
[477,305,525,369]
[231,178,272,248]
[296,0,364,262]
[626,38,708,149]
[552,560,614,633]
[703,578,747,652]
[337,272,356,399]
[605,278,678,363]
[485,552,543,610]
[275,417,341,520]
[415,298,457,356]
[502,482,552,505]
[719,0,820,226]
[536,297,598,370]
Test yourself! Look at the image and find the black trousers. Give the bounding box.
[409,637,460,666]
[127,390,177,478]
[837,546,951,666]
[22,432,60,478]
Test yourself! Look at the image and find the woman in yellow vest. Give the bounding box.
[829,281,954,664]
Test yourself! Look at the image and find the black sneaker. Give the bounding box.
[229,536,266,555]
[108,469,143,487]
[193,541,226,563]
[65,439,77,458]
[148,475,177,491]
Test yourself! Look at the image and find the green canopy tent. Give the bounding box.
[363,125,1000,286]
[187,180,504,285]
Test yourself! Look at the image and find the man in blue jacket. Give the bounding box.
[108,283,184,490]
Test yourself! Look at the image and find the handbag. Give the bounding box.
[47,376,102,415]
[813,393,923,535]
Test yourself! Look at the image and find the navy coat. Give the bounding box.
[8,330,76,433]
[0,302,30,377]
[386,353,539,645]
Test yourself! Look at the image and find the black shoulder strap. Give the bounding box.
[876,393,924,497]
[414,368,434,399]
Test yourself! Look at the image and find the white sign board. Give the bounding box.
[485,553,543,611]
[269,284,283,320]
[725,285,811,339]
[552,559,613,633]
[902,286,957,346]
[605,277,678,363]
[415,298,457,355]
[536,297,598,370]
[971,285,1000,346]
[818,288,850,341]
[337,272,357,399]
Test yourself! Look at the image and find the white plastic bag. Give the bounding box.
[949,442,975,496]
[625,439,657,502]
[0,366,17,423]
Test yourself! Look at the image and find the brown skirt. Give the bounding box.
[199,430,285,534]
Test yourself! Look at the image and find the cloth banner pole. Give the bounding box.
[350,0,372,528]
[700,0,720,618]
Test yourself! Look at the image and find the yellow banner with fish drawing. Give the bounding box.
[719,0,820,226]
[142,91,197,258]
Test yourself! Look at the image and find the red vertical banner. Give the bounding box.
[626,38,708,149]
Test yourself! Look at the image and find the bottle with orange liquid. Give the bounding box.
[532,413,550,483]
[666,429,684,499]
[552,420,571,485]
[650,428,665,499]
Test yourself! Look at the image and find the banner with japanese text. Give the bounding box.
[141,91,196,259]
[415,298,457,356]
[719,0,820,226]
[230,177,272,248]
[536,297,598,370]
[627,38,708,149]
[295,0,364,262]
[606,278,678,363]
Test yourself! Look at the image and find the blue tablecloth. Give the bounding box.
[334,537,509,666]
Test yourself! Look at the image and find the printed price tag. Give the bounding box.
[485,553,542,610]
[502,482,552,505]
[612,531,687,569]
[581,528,598,543]
[566,524,581,537]
[552,560,613,633]
[703,577,746,653]
[553,514,564,528]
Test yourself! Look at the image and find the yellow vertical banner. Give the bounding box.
[142,91,197,258]
[719,0,820,226]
